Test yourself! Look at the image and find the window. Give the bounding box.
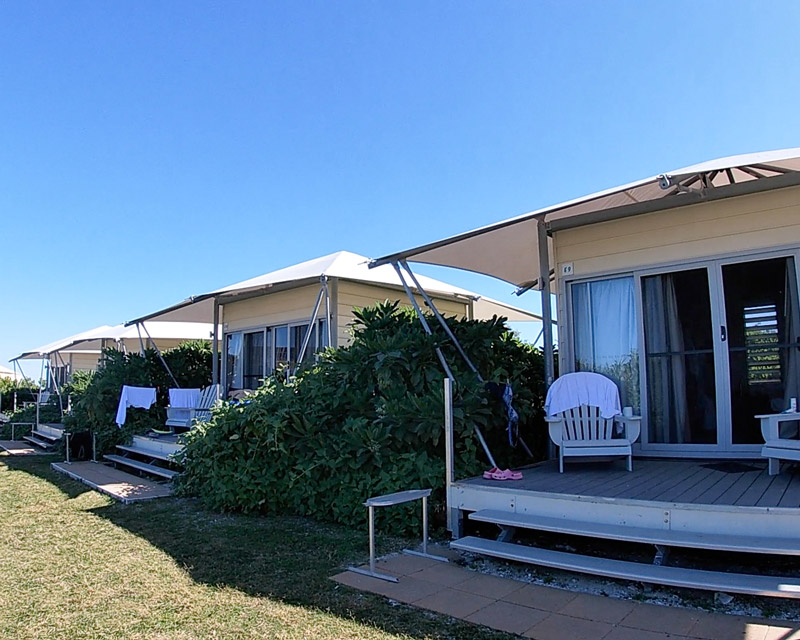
[744,304,781,384]
[225,319,330,392]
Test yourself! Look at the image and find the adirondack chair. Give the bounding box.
[544,372,641,473]
[165,384,220,432]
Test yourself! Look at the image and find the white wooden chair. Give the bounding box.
[758,413,800,475]
[544,373,641,473]
[165,384,220,431]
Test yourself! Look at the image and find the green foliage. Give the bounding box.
[63,341,212,454]
[178,301,548,534]
[0,378,38,413]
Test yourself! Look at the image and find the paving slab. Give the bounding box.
[524,612,614,640]
[0,440,48,456]
[502,582,578,611]
[559,592,637,624]
[413,587,494,618]
[465,600,549,635]
[51,461,172,503]
[621,602,701,636]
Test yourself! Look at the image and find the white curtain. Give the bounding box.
[782,259,800,436]
[572,276,639,411]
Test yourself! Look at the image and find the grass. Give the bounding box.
[0,453,512,640]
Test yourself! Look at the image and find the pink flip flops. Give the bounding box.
[483,467,523,481]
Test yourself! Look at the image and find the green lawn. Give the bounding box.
[0,453,511,640]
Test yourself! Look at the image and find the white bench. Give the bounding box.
[758,412,800,475]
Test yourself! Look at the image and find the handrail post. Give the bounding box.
[444,378,457,534]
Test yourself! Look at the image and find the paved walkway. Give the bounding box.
[51,461,172,503]
[333,554,800,639]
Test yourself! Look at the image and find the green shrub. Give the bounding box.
[63,340,212,454]
[177,301,547,534]
[0,378,38,413]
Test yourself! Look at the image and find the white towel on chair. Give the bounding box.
[115,385,157,426]
[544,372,621,419]
[169,388,201,408]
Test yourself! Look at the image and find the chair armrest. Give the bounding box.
[615,415,641,444]
[546,418,564,446]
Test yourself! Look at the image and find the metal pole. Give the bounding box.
[212,298,220,385]
[92,433,97,463]
[141,322,180,387]
[368,505,376,574]
[400,260,483,381]
[391,262,455,381]
[65,432,71,464]
[136,323,147,355]
[294,281,326,374]
[422,495,428,555]
[444,378,454,488]
[323,277,332,347]
[537,219,555,387]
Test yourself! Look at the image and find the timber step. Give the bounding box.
[31,429,62,442]
[469,510,800,556]
[451,536,800,599]
[22,435,55,450]
[116,444,175,463]
[103,454,178,480]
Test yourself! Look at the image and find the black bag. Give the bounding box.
[68,431,92,461]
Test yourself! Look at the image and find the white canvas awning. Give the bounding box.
[372,148,800,288]
[127,251,542,325]
[13,322,216,361]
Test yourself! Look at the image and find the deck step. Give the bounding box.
[103,455,178,480]
[22,435,55,449]
[31,430,62,442]
[451,536,800,599]
[469,510,800,556]
[115,444,175,463]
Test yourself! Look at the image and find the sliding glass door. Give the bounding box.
[721,256,800,447]
[570,250,800,456]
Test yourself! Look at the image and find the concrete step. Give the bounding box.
[469,510,800,556]
[451,536,800,599]
[103,454,178,480]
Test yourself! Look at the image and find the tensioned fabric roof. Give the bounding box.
[13,322,215,361]
[371,148,800,289]
[126,250,541,325]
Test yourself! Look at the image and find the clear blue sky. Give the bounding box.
[2,1,798,377]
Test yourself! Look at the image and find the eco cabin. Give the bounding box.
[373,149,800,597]
[127,251,539,397]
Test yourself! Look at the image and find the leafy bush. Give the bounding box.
[0,378,39,413]
[63,340,212,454]
[178,301,547,534]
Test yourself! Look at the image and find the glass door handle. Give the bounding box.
[721,326,727,342]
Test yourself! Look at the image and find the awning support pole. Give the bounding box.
[212,298,220,385]
[399,260,482,381]
[537,219,555,387]
[323,277,332,347]
[136,324,147,356]
[294,277,327,375]
[391,262,498,470]
[140,322,179,388]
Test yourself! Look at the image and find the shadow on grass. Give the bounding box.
[0,453,93,500]
[87,496,512,640]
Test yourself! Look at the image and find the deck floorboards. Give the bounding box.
[460,459,800,509]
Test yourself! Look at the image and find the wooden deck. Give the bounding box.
[460,458,800,509]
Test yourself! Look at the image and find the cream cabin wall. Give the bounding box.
[223,285,323,333]
[335,281,470,346]
[553,185,800,279]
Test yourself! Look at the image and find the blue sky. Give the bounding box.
[2,1,798,377]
